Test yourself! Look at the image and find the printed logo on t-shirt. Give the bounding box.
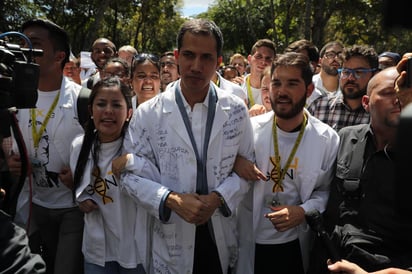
[88,167,118,204]
[30,118,60,188]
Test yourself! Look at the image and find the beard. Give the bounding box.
[343,82,366,100]
[322,64,339,76]
[271,93,307,119]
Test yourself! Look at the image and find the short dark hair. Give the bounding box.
[319,41,344,57]
[22,18,70,69]
[272,52,313,87]
[103,57,130,79]
[176,19,224,57]
[342,45,379,70]
[221,65,240,77]
[250,39,276,56]
[160,51,175,59]
[285,39,319,63]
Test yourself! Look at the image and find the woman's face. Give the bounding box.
[101,62,130,86]
[91,86,132,143]
[131,60,160,104]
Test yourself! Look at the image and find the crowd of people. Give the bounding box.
[1,16,412,274]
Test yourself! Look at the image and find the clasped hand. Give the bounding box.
[166,192,221,225]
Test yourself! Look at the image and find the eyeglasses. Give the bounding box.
[160,61,176,68]
[324,51,343,59]
[338,68,376,79]
[92,47,115,56]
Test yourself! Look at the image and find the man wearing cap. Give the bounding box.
[378,51,401,70]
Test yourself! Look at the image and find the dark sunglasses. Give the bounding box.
[132,53,160,72]
[133,53,160,63]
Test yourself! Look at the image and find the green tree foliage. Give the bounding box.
[203,0,412,60]
[1,0,184,56]
[1,0,412,59]
[0,0,39,33]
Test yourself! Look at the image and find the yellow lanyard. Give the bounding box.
[246,76,255,108]
[30,91,60,149]
[214,76,220,87]
[270,113,307,192]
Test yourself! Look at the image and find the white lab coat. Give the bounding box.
[70,135,149,269]
[236,110,339,274]
[215,73,247,104]
[121,80,255,274]
[13,77,84,229]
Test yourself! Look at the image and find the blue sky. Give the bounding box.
[181,0,215,17]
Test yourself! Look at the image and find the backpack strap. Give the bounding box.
[77,87,91,129]
[86,76,94,89]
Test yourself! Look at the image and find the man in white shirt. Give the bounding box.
[6,18,84,274]
[122,19,255,274]
[307,41,344,107]
[236,52,339,274]
[241,39,276,109]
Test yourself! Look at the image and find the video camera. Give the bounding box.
[0,32,42,214]
[0,31,43,110]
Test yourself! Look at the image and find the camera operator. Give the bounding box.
[1,207,46,274]
[5,18,84,274]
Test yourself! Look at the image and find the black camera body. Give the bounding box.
[0,33,42,215]
[0,38,42,110]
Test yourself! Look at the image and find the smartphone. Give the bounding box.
[406,57,412,88]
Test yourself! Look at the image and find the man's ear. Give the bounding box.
[362,95,370,112]
[306,82,314,98]
[174,49,179,61]
[216,56,223,70]
[56,51,66,65]
[247,54,252,64]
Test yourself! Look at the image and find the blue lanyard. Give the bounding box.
[174,84,217,194]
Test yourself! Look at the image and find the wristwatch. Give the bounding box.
[212,191,231,217]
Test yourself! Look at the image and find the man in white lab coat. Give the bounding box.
[122,19,255,274]
[235,52,339,274]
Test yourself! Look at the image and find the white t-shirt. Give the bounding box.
[255,127,302,245]
[306,73,340,107]
[241,74,262,106]
[72,137,141,268]
[30,90,72,208]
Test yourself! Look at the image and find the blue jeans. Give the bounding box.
[84,261,146,274]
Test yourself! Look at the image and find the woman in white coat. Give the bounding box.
[70,77,145,274]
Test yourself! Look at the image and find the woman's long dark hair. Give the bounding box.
[72,77,132,202]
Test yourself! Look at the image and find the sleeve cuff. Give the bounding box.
[159,190,172,222]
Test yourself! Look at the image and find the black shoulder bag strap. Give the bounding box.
[77,87,91,129]
[342,133,367,193]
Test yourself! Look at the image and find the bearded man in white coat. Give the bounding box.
[235,52,339,274]
[121,19,255,274]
